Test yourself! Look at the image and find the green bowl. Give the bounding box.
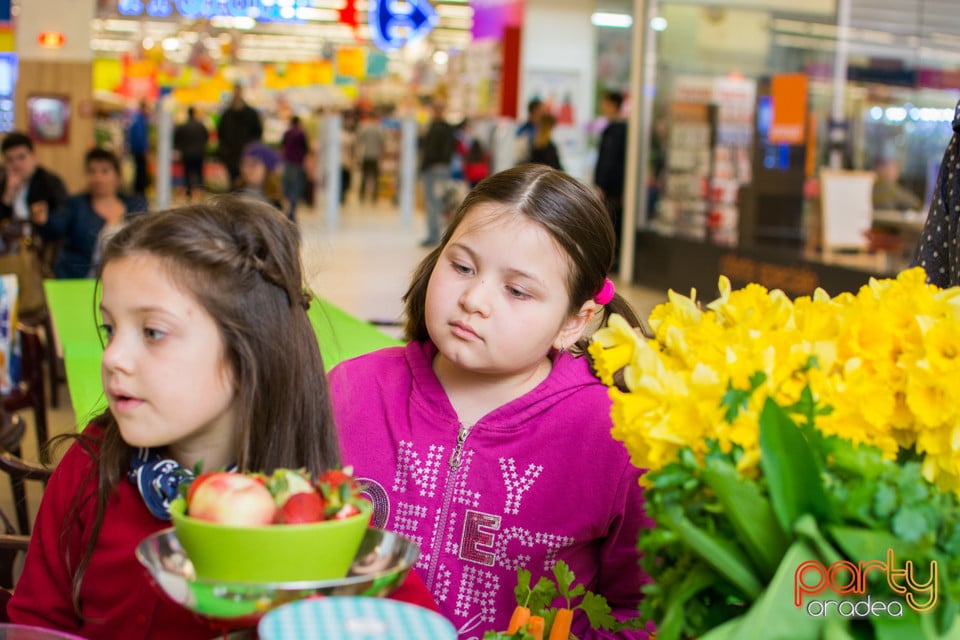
[169,497,372,583]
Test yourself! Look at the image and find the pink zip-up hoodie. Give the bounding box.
[329,341,653,639]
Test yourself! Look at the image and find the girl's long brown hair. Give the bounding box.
[52,196,341,613]
[403,164,643,350]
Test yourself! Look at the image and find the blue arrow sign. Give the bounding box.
[370,0,439,51]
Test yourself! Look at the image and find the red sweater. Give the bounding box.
[8,431,438,639]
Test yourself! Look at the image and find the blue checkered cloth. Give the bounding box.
[258,596,457,640]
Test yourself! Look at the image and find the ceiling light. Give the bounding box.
[591,12,632,28]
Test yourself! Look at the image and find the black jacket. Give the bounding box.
[0,166,68,222]
[217,105,263,166]
[529,141,563,171]
[594,120,627,199]
[913,100,960,286]
[420,119,456,172]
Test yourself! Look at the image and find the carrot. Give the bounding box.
[506,606,531,633]
[527,615,545,640]
[548,608,574,640]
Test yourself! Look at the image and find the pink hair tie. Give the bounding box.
[593,278,615,305]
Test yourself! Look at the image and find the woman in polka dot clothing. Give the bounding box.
[912,100,960,286]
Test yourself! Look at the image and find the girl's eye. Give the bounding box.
[452,262,473,275]
[507,286,531,300]
[144,327,166,341]
[98,324,114,341]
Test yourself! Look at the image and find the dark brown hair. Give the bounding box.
[58,196,340,611]
[84,147,121,175]
[402,164,642,350]
[1,131,33,154]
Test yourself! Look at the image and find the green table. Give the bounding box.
[43,279,402,422]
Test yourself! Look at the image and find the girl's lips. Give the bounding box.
[110,394,145,413]
[450,321,479,341]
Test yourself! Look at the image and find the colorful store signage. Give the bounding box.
[37,31,66,49]
[369,0,438,51]
[470,0,523,40]
[768,73,808,145]
[117,0,312,21]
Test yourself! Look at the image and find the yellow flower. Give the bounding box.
[918,317,960,374]
[589,314,646,386]
[906,369,958,428]
[594,268,960,496]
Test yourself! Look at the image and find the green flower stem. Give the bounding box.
[661,506,762,600]
[655,565,717,640]
[759,399,834,532]
[794,514,843,566]
[703,456,789,579]
[724,540,827,640]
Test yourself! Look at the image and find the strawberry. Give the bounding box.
[277,492,326,525]
[316,469,356,492]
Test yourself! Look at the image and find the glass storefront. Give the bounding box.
[617,0,960,294]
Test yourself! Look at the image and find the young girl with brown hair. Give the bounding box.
[9,197,434,638]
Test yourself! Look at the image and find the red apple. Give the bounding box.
[187,471,277,526]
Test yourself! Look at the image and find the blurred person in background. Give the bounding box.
[529,112,563,171]
[872,156,922,212]
[0,131,67,228]
[594,90,627,268]
[418,101,456,247]
[126,100,151,198]
[340,112,356,206]
[32,148,147,278]
[173,106,209,202]
[515,97,544,164]
[355,111,385,204]
[463,139,490,189]
[218,84,263,188]
[280,115,309,220]
[234,142,283,211]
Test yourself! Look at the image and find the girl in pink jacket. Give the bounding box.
[330,164,654,639]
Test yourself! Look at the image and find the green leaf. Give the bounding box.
[826,525,922,564]
[483,631,534,640]
[660,506,763,600]
[578,590,617,631]
[720,372,767,423]
[552,560,576,603]
[527,577,558,613]
[728,540,829,640]
[702,456,789,579]
[891,507,930,543]
[698,615,745,640]
[759,397,833,532]
[873,484,899,519]
[654,564,717,640]
[871,608,930,640]
[794,515,844,567]
[514,569,532,607]
[821,617,856,640]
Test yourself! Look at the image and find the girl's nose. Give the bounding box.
[101,333,133,375]
[459,279,492,316]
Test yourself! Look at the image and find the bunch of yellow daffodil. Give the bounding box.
[589,267,960,493]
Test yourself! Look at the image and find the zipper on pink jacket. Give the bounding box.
[427,421,473,589]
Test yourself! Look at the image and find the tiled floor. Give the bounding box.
[1,197,668,532]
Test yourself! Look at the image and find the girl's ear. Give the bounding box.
[554,299,597,351]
